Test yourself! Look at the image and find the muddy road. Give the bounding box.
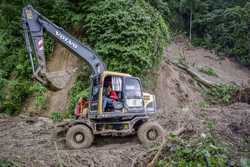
[0,116,144,167]
[1,103,249,166]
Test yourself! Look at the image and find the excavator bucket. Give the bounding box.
[45,71,73,90]
[32,69,75,91]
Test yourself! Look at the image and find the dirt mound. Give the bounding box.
[154,59,202,112]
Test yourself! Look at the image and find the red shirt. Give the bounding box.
[110,91,118,101]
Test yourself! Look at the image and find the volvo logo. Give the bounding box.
[55,31,78,49]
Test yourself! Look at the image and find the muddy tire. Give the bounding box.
[137,122,165,147]
[66,125,94,149]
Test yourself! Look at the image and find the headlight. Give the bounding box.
[143,93,156,113]
[126,99,143,107]
[145,102,155,112]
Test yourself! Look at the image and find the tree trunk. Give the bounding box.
[189,9,192,41]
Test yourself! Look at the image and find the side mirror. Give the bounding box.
[93,85,99,96]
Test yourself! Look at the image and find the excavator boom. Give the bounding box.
[22,5,105,90]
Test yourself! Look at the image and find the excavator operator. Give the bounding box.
[103,84,118,112]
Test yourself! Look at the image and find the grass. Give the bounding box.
[156,132,230,167]
[0,160,17,167]
[29,83,48,110]
[49,111,74,122]
[50,112,63,122]
[204,84,238,105]
[198,101,210,108]
[198,66,218,77]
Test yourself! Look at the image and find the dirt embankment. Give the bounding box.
[1,37,250,166]
[46,43,81,114]
[23,43,83,116]
[167,36,249,86]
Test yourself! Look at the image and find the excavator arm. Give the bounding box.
[22,5,105,90]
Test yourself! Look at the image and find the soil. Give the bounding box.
[167,36,249,86]
[46,43,81,114]
[1,37,250,166]
[22,43,82,115]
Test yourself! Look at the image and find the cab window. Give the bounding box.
[124,78,142,98]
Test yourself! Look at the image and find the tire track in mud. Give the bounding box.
[0,116,144,167]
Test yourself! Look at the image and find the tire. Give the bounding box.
[66,125,94,149]
[137,122,165,147]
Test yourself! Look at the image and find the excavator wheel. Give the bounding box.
[137,122,165,147]
[66,125,94,149]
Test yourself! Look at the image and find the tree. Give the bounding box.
[180,0,201,41]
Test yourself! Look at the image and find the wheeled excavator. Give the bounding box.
[22,5,164,148]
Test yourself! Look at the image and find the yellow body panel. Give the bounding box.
[97,71,131,113]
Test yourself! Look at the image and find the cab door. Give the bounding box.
[123,77,144,113]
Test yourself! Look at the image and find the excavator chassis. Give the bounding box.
[55,116,149,137]
[54,116,165,149]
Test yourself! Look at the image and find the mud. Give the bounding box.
[0,116,143,167]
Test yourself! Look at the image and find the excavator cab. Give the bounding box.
[89,72,145,115]
[22,5,164,149]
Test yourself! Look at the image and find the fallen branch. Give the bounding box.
[168,60,218,88]
[147,127,186,167]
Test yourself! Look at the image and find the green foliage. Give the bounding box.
[1,80,31,115]
[241,158,250,167]
[29,83,47,109]
[151,0,250,66]
[82,0,170,76]
[198,66,218,77]
[35,95,46,108]
[50,112,63,122]
[0,0,77,114]
[66,0,170,116]
[191,1,250,65]
[29,82,47,94]
[204,84,238,105]
[146,0,170,20]
[0,160,16,167]
[198,100,210,108]
[157,133,229,167]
